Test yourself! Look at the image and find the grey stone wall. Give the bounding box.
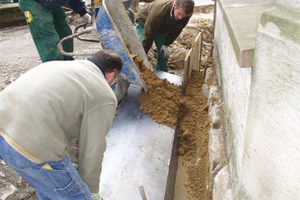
[213,0,300,199]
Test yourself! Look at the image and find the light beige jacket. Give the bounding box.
[0,60,117,193]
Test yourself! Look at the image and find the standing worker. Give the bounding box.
[135,0,194,72]
[19,0,92,62]
[0,49,122,200]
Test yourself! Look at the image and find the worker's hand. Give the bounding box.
[91,192,103,200]
[159,45,171,59]
[72,163,78,170]
[82,13,92,24]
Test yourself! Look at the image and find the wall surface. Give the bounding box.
[221,0,275,7]
[213,0,300,199]
[213,0,252,196]
[240,2,300,199]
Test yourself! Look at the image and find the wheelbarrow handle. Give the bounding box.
[57,26,98,56]
[74,23,99,42]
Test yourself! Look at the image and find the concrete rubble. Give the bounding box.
[202,66,232,199]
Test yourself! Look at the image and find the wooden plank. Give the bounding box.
[191,32,202,71]
[180,53,190,96]
[180,31,202,95]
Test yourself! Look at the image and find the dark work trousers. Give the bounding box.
[135,23,169,72]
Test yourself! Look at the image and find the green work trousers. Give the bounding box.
[19,0,73,62]
[135,23,169,72]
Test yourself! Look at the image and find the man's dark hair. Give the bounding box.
[175,0,194,15]
[88,49,122,75]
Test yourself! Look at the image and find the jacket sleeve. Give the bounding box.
[68,0,87,14]
[77,103,117,193]
[142,12,164,54]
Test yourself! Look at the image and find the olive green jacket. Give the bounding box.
[136,0,191,54]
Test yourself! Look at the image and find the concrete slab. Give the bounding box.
[100,71,181,200]
[218,0,274,67]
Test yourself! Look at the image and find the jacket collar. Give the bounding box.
[170,1,175,19]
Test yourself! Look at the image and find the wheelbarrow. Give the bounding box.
[58,0,151,101]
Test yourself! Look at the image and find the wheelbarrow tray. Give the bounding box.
[95,0,150,90]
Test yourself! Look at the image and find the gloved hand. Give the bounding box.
[72,163,78,170]
[159,45,170,59]
[82,13,92,24]
[91,192,103,200]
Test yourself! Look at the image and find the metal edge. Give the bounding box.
[164,119,179,200]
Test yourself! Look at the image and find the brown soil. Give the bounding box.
[135,57,181,128]
[177,70,210,199]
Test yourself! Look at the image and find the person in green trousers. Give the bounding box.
[135,0,194,72]
[19,0,91,62]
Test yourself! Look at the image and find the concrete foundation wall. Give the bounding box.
[240,2,300,199]
[212,0,300,199]
[213,0,252,196]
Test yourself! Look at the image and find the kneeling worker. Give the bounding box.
[0,50,122,200]
[135,0,194,72]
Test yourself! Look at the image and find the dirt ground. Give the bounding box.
[0,3,214,200]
